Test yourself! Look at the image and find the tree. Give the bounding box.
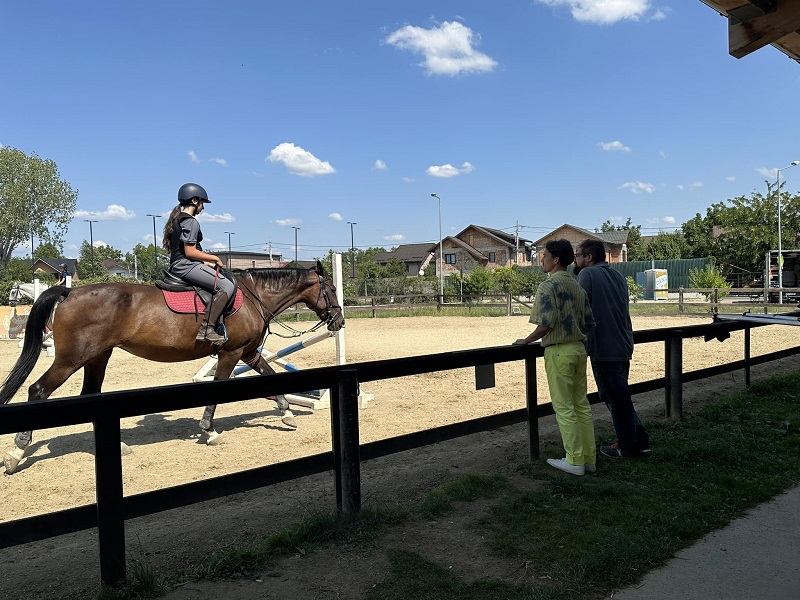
[78,241,122,278]
[0,147,77,267]
[642,231,690,260]
[32,242,62,261]
[689,264,731,302]
[599,218,644,260]
[0,257,33,283]
[462,265,493,296]
[124,243,167,281]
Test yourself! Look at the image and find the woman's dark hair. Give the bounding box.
[545,239,575,266]
[162,205,182,252]
[578,239,606,263]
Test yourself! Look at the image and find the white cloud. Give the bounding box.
[209,242,227,251]
[537,0,654,25]
[426,161,475,178]
[188,150,201,163]
[757,167,777,178]
[401,177,416,183]
[374,159,387,171]
[267,142,335,177]
[649,7,670,21]
[197,212,235,224]
[74,204,136,220]
[384,234,405,242]
[726,176,736,182]
[209,157,227,166]
[618,181,654,194]
[599,140,630,152]
[273,218,302,227]
[659,151,667,159]
[329,213,343,221]
[385,21,497,76]
[93,240,108,248]
[662,216,676,224]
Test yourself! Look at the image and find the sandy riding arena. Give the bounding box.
[0,314,797,599]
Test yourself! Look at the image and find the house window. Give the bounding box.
[488,252,496,263]
[445,254,457,264]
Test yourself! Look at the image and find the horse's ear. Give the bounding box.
[316,260,326,276]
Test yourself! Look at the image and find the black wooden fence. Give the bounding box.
[0,319,798,587]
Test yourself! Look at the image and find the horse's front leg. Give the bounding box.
[198,353,241,446]
[243,353,297,429]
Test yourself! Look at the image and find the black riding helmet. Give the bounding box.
[178,182,211,204]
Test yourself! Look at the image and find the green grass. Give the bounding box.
[97,371,800,600]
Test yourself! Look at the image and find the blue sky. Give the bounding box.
[2,1,799,261]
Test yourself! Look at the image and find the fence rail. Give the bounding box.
[0,319,798,587]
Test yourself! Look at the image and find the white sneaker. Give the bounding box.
[546,458,585,476]
[585,463,596,473]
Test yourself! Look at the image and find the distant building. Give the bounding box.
[532,225,631,264]
[29,258,79,281]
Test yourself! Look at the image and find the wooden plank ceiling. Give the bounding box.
[700,0,800,61]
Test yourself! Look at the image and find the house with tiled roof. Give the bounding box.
[374,225,534,277]
[532,224,631,264]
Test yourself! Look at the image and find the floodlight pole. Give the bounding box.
[292,227,300,266]
[85,220,98,275]
[347,221,357,278]
[224,231,235,268]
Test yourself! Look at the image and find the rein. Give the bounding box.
[238,269,337,339]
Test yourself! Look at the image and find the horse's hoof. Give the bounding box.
[281,414,297,429]
[4,448,25,474]
[120,442,133,456]
[206,431,224,446]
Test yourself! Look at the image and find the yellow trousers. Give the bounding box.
[544,341,596,467]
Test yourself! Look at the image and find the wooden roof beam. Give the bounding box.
[730,0,800,58]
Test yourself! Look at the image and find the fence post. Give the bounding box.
[506,293,511,317]
[744,326,751,386]
[93,409,126,588]
[330,368,361,514]
[664,330,683,419]
[712,288,719,316]
[679,287,684,314]
[371,297,376,319]
[525,355,539,460]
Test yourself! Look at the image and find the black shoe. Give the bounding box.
[600,443,642,458]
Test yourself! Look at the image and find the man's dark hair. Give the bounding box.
[545,239,575,266]
[579,239,606,263]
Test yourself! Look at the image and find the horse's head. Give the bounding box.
[312,260,345,331]
[8,284,21,307]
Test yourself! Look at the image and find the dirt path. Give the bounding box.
[0,315,797,599]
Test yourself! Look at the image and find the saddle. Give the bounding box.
[155,272,243,317]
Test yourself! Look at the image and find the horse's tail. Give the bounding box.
[0,286,71,405]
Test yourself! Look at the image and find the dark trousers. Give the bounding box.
[590,360,649,452]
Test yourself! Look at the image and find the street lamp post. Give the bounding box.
[146,214,161,279]
[347,221,357,278]
[84,220,98,276]
[776,161,799,304]
[291,226,300,266]
[224,231,235,268]
[431,194,444,304]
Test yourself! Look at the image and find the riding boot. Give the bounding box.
[196,290,229,344]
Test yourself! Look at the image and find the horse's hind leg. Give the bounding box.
[243,353,296,429]
[80,350,130,456]
[4,359,83,474]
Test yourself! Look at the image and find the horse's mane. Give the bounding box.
[239,267,311,291]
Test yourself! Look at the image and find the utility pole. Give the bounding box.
[514,221,520,265]
[84,220,98,276]
[292,227,300,266]
[224,231,235,268]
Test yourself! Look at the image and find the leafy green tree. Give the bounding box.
[462,265,493,296]
[599,218,644,260]
[124,243,167,281]
[642,231,690,260]
[382,257,408,278]
[0,147,77,267]
[494,265,524,294]
[78,241,122,279]
[1,257,34,283]
[32,242,62,261]
[626,276,643,303]
[517,266,546,295]
[689,264,731,301]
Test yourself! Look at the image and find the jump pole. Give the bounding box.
[192,253,373,410]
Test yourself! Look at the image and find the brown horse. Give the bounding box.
[0,261,344,474]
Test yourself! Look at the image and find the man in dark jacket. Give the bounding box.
[574,239,650,458]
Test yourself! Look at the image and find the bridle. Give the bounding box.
[239,268,343,338]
